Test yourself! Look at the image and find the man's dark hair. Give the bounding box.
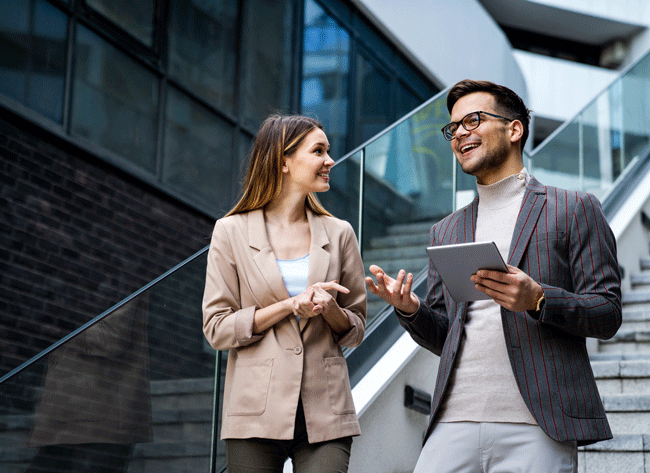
[447,80,531,151]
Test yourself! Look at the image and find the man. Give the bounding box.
[366,80,622,473]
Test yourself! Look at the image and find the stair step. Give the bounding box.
[150,378,214,412]
[578,434,650,473]
[641,258,650,271]
[369,233,430,249]
[386,221,434,236]
[631,272,650,288]
[364,245,429,261]
[364,258,428,276]
[620,309,650,332]
[592,359,650,395]
[601,395,650,434]
[599,329,650,354]
[622,291,650,306]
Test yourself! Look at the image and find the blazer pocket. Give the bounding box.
[227,358,273,416]
[322,357,356,415]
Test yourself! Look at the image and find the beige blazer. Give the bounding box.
[202,208,367,443]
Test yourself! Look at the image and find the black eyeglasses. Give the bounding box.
[441,111,513,141]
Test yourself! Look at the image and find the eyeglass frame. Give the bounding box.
[441,110,514,141]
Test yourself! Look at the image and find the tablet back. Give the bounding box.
[425,241,507,302]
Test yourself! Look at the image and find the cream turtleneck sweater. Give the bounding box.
[437,168,537,425]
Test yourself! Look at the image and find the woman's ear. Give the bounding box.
[282,158,289,174]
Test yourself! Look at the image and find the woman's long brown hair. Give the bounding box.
[225,114,332,217]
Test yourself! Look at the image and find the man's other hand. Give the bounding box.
[365,265,420,314]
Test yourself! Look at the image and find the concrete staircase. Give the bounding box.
[579,257,650,473]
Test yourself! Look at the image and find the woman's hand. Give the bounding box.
[291,281,349,318]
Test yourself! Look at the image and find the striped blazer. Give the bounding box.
[398,177,622,446]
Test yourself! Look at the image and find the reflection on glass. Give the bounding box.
[71,25,158,172]
[354,54,390,145]
[357,96,454,326]
[25,296,151,472]
[0,251,224,472]
[396,83,423,121]
[168,0,237,114]
[0,0,67,122]
[621,54,650,169]
[241,0,294,128]
[86,0,154,46]
[530,121,581,191]
[164,87,234,215]
[302,0,350,160]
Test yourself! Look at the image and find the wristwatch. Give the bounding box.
[535,292,545,312]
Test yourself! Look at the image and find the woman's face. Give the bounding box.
[282,127,334,195]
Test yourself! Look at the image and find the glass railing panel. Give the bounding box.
[359,96,452,327]
[529,48,650,200]
[0,252,227,473]
[319,150,362,237]
[580,92,616,199]
[529,120,581,191]
[620,53,650,169]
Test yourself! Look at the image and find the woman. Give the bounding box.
[202,114,367,473]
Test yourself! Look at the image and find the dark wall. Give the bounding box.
[0,112,215,377]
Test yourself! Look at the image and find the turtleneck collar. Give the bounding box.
[476,167,529,210]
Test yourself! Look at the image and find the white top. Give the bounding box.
[276,254,310,297]
[438,168,537,425]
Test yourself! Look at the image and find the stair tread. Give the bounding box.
[579,433,650,451]
[591,359,650,377]
[601,394,650,411]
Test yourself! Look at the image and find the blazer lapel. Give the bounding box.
[300,210,331,331]
[455,198,478,319]
[460,197,478,244]
[508,178,546,268]
[249,209,292,303]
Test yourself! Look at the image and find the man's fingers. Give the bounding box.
[393,270,406,294]
[402,272,414,295]
[365,277,379,294]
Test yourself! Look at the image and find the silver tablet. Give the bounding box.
[425,241,508,302]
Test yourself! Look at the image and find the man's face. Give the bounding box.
[448,92,513,185]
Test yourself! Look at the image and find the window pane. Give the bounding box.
[302,0,350,159]
[168,0,237,114]
[71,25,158,172]
[354,54,390,145]
[396,82,423,119]
[86,0,154,46]
[240,0,294,128]
[164,87,234,214]
[0,0,67,122]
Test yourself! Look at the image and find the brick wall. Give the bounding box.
[0,114,217,380]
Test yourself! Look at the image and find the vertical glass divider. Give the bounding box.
[210,350,223,473]
[358,147,365,253]
[578,114,584,191]
[618,87,625,175]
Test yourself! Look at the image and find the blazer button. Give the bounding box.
[293,346,302,355]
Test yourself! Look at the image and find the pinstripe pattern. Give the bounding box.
[397,177,622,446]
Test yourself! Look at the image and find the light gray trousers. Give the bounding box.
[413,422,577,473]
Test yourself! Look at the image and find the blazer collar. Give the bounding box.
[458,178,545,258]
[508,176,546,267]
[247,208,332,332]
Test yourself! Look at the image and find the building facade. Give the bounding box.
[0,0,438,377]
